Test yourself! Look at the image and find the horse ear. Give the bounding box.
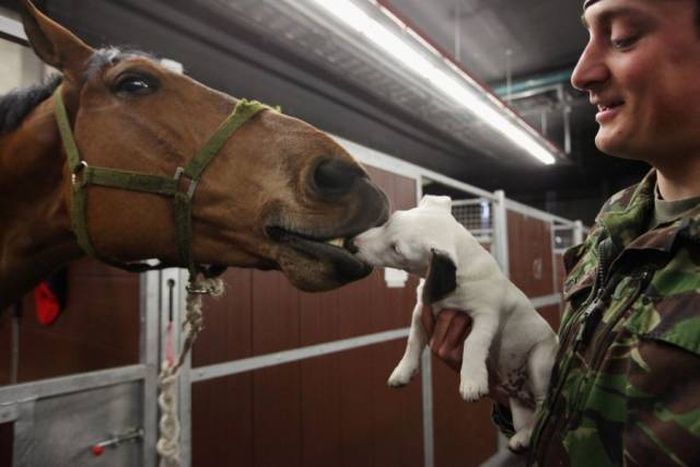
[21,0,94,82]
[421,249,457,305]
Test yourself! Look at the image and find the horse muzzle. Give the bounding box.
[266,176,390,291]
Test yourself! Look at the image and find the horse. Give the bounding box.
[0,1,390,312]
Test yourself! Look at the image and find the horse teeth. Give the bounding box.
[326,237,344,247]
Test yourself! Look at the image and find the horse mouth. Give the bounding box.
[265,226,371,282]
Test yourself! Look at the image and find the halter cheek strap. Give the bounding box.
[53,89,268,276]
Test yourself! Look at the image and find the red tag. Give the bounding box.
[34,282,60,326]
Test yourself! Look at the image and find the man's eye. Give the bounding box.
[611,35,639,49]
[114,74,159,95]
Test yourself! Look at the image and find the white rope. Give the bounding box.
[157,276,224,467]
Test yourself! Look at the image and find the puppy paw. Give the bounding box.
[458,373,489,402]
[387,361,418,388]
[508,428,532,453]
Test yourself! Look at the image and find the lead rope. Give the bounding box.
[157,274,224,467]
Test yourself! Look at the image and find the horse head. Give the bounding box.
[2,1,390,305]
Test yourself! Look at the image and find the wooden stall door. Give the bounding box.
[507,211,561,330]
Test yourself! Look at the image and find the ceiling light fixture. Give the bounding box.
[307,0,557,165]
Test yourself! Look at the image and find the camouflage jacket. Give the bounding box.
[530,171,700,466]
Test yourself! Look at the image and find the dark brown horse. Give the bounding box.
[0,1,389,311]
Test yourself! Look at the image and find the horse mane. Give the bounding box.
[0,74,62,136]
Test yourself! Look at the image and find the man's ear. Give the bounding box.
[422,249,457,305]
[21,0,93,82]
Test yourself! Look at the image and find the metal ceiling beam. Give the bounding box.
[492,69,573,98]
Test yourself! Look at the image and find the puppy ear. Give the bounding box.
[422,249,457,305]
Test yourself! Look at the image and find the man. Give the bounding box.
[424,0,700,465]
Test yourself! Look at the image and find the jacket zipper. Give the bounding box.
[530,237,613,461]
[587,270,651,375]
[566,271,649,420]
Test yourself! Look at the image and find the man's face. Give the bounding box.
[572,0,700,166]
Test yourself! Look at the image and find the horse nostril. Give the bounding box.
[312,159,364,198]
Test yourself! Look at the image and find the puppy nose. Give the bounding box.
[312,158,365,199]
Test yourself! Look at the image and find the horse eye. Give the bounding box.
[114,74,158,96]
[392,242,401,255]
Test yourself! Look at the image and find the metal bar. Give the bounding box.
[451,198,489,206]
[573,220,585,245]
[178,269,193,467]
[529,293,562,309]
[562,104,572,155]
[492,69,573,97]
[421,348,434,467]
[337,135,496,200]
[0,365,147,403]
[0,14,26,41]
[551,224,560,306]
[141,270,161,467]
[492,190,510,277]
[191,328,410,383]
[12,400,37,467]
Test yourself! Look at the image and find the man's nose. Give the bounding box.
[571,42,610,92]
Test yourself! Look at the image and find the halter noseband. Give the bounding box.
[53,88,268,276]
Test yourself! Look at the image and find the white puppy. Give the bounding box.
[353,195,558,452]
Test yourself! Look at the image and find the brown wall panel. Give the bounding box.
[253,364,303,467]
[252,270,301,354]
[0,259,139,384]
[537,304,562,332]
[372,340,424,467]
[191,374,254,466]
[0,422,12,467]
[337,347,375,467]
[0,311,12,382]
[301,355,342,467]
[193,268,253,366]
[507,211,555,298]
[432,358,498,467]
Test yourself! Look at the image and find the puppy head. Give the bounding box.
[352,195,459,277]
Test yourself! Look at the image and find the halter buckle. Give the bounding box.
[173,167,199,199]
[71,161,88,187]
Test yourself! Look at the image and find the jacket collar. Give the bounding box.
[597,170,700,253]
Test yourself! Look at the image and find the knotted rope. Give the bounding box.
[156,275,224,467]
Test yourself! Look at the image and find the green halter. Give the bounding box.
[53,89,268,276]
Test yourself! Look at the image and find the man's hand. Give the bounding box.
[420,306,472,371]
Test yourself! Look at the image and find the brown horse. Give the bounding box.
[0,1,389,311]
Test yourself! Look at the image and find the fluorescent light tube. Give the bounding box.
[308,0,556,165]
